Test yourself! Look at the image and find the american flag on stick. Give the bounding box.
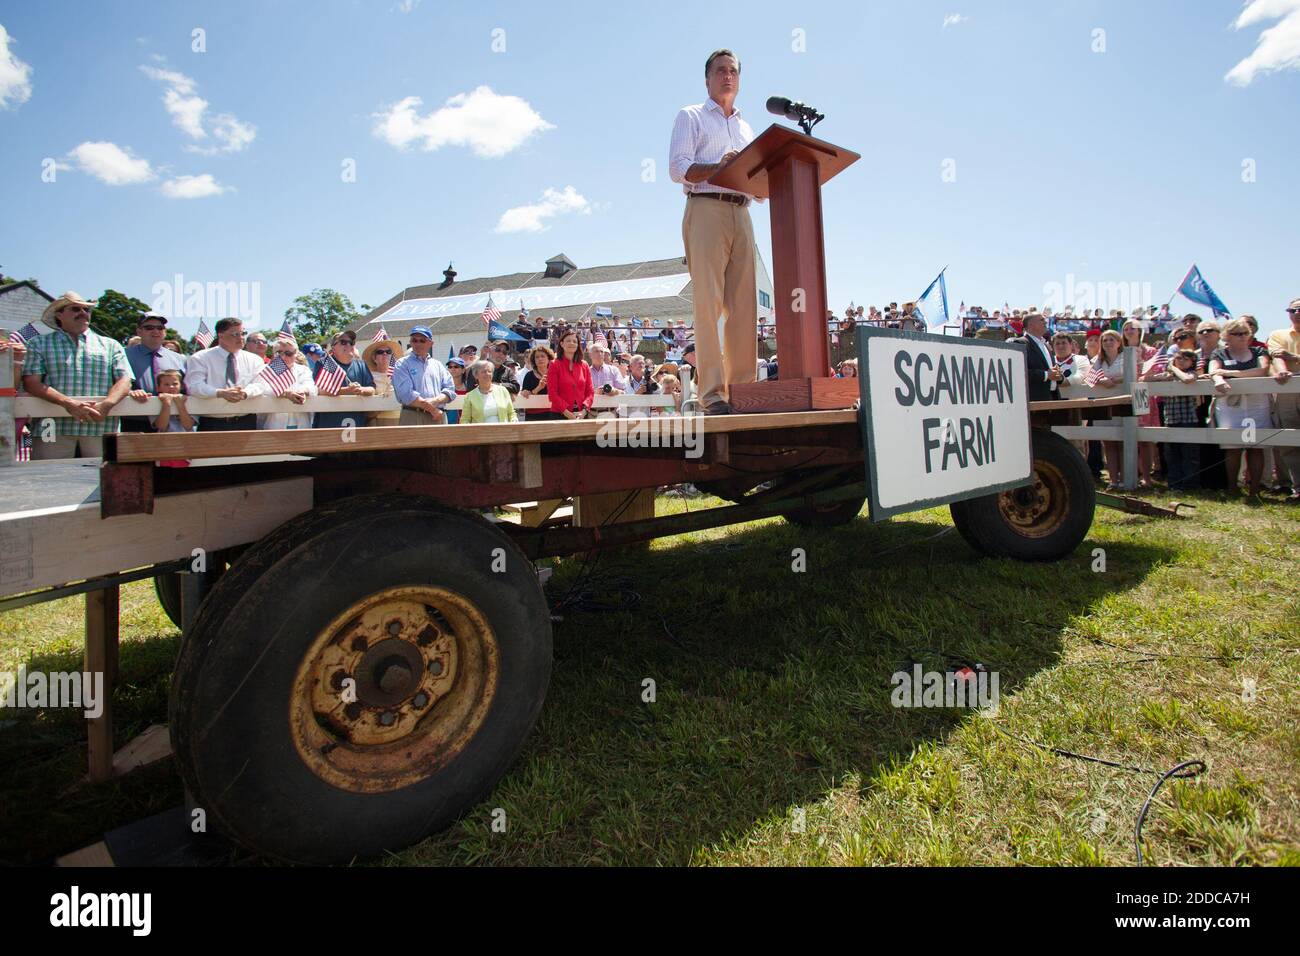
[481,295,501,327]
[257,356,298,397]
[371,325,388,342]
[278,318,295,342]
[17,427,32,462]
[316,354,348,395]
[1144,351,1171,377]
[1084,361,1107,387]
[194,319,214,349]
[7,322,39,345]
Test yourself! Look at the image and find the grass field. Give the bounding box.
[1,487,1297,866]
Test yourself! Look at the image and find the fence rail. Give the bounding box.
[1049,346,1299,489]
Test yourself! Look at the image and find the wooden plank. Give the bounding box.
[1053,425,1300,447]
[110,723,172,778]
[0,477,314,599]
[85,586,117,784]
[1031,395,1132,412]
[15,391,676,418]
[106,409,861,463]
[55,842,116,867]
[574,488,655,531]
[517,444,543,488]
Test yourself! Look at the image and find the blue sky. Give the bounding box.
[1,0,1297,336]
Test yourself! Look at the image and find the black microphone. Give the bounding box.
[766,96,800,120]
[766,96,824,134]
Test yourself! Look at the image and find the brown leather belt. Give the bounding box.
[690,191,747,206]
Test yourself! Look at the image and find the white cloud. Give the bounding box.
[395,0,421,11]
[160,173,227,199]
[495,186,591,234]
[942,13,969,28]
[373,86,554,158]
[1226,0,1300,85]
[140,63,256,151]
[68,141,155,185]
[0,24,33,110]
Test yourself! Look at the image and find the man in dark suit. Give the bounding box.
[1011,311,1061,403]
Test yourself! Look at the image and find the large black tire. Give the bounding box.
[153,572,183,629]
[783,494,867,528]
[169,494,552,864]
[949,429,1095,561]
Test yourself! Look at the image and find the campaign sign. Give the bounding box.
[857,327,1033,521]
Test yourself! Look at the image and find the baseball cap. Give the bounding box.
[410,325,433,339]
[302,343,325,356]
[447,357,465,368]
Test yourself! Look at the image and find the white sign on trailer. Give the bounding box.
[857,328,1033,520]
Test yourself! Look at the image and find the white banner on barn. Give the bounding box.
[857,327,1033,520]
[375,274,691,322]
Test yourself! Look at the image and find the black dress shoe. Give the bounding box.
[704,400,732,415]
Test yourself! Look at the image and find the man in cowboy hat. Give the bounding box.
[21,291,133,459]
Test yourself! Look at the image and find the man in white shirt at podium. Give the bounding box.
[668,48,759,415]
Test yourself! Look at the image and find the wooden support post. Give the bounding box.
[84,586,119,784]
[1121,346,1139,491]
[517,444,543,489]
[574,488,656,546]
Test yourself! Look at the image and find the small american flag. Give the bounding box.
[194,319,213,349]
[481,295,501,327]
[17,427,32,462]
[8,322,39,345]
[1145,351,1171,377]
[316,354,348,395]
[258,355,298,397]
[278,318,295,342]
[371,325,388,342]
[1084,361,1107,387]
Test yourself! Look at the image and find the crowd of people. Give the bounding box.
[2,292,709,461]
[6,290,1298,504]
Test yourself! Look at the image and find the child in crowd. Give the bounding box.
[1148,349,1202,491]
[152,367,194,468]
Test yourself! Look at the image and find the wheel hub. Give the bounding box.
[290,585,499,793]
[997,461,1069,538]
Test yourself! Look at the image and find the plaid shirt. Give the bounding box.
[22,327,131,437]
[1162,393,1202,426]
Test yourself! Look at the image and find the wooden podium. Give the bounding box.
[708,124,860,413]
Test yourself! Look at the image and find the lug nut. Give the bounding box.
[412,692,429,709]
[388,621,402,636]
[378,711,397,727]
[428,659,444,676]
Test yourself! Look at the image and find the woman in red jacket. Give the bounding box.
[548,329,594,419]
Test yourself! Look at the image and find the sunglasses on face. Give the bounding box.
[373,349,393,356]
[1288,308,1300,314]
[62,306,91,314]
[1227,331,1248,337]
[410,337,430,343]
[140,324,166,332]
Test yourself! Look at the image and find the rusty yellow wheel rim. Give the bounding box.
[290,586,499,793]
[997,460,1069,539]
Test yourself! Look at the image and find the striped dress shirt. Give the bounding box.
[668,98,760,201]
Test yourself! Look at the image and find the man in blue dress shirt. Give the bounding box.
[392,325,456,425]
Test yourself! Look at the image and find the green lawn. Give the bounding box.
[2,489,1297,866]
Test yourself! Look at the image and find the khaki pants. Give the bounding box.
[1274,392,1300,490]
[30,433,105,460]
[399,407,439,426]
[682,197,758,407]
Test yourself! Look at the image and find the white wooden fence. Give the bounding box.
[1049,347,1299,491]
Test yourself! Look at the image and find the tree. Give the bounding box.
[92,289,152,343]
[283,289,371,342]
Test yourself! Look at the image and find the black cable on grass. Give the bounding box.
[991,725,1206,864]
[1135,760,1208,866]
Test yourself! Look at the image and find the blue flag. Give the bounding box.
[448,343,455,361]
[1177,264,1231,319]
[915,268,950,332]
[488,319,528,342]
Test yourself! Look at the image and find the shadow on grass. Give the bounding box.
[0,630,182,864]
[1,510,1178,866]
[404,511,1178,865]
